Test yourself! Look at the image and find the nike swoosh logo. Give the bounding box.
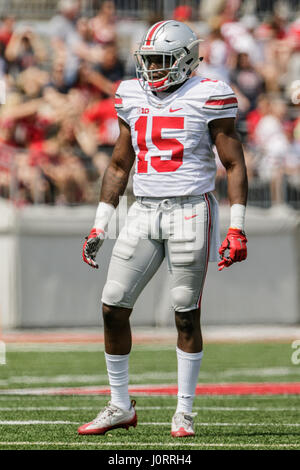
[184,214,198,220]
[170,107,183,113]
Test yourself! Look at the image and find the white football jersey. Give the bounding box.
[115,76,238,197]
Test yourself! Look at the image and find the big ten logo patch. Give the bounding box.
[138,107,150,114]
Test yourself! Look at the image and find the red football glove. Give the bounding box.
[218,228,247,272]
[82,228,105,269]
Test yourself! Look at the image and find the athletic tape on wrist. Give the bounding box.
[230,204,246,231]
[94,202,115,230]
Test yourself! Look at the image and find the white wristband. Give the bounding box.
[94,202,115,230]
[230,204,246,231]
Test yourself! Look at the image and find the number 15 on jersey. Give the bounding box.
[134,115,185,174]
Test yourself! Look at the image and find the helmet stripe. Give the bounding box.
[145,21,166,45]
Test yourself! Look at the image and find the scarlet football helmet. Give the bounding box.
[134,20,203,91]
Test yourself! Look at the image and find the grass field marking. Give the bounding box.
[140,422,300,427]
[0,406,299,412]
[0,420,79,425]
[0,406,96,411]
[215,367,300,378]
[0,394,298,401]
[2,382,300,396]
[1,420,300,427]
[1,367,299,387]
[0,441,300,449]
[0,371,180,386]
[138,406,300,412]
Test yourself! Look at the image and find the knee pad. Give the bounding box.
[102,280,125,306]
[171,286,195,312]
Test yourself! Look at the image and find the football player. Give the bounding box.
[78,20,248,437]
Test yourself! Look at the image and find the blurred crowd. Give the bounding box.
[0,0,299,206]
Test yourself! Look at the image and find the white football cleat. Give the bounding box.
[78,400,137,435]
[171,411,197,437]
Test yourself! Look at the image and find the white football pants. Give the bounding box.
[101,193,215,312]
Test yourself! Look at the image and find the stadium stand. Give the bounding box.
[0,0,300,208]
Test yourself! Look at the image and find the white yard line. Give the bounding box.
[0,372,178,386]
[140,422,300,427]
[0,441,299,448]
[0,394,298,400]
[138,406,300,412]
[0,406,299,412]
[0,420,300,427]
[0,407,96,411]
[0,420,78,425]
[0,367,299,387]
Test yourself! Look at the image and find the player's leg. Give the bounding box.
[101,228,164,405]
[175,307,202,353]
[101,304,133,421]
[102,304,132,355]
[166,194,211,437]
[78,201,165,435]
[172,308,203,437]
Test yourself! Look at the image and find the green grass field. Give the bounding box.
[0,342,300,450]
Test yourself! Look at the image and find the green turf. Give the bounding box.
[0,343,299,449]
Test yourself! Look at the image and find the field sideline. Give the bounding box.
[0,334,300,450]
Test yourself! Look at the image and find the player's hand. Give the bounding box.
[218,228,247,272]
[82,228,105,269]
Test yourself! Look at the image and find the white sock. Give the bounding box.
[104,352,131,410]
[176,347,203,414]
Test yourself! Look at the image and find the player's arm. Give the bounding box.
[82,118,135,269]
[209,117,248,271]
[100,118,135,207]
